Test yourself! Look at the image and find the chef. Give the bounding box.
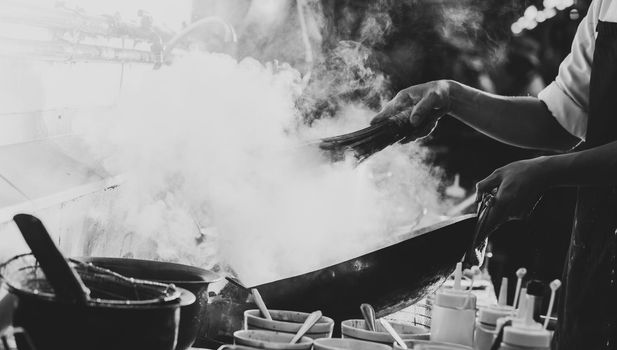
[371,1,617,349]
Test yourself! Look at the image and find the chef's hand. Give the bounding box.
[370,80,451,142]
[476,156,552,234]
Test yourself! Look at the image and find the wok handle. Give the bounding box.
[463,193,495,267]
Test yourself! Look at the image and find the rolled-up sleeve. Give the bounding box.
[537,0,601,141]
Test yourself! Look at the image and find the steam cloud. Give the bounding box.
[76,53,445,286]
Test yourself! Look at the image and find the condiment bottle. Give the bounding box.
[474,278,514,350]
[430,262,477,347]
[497,295,551,350]
[525,280,545,323]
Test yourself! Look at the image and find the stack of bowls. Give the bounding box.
[244,310,335,339]
[341,319,430,345]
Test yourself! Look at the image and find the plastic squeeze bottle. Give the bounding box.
[497,294,551,350]
[430,262,477,347]
[474,277,515,350]
[525,280,545,323]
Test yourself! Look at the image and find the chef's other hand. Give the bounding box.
[370,80,451,142]
[476,157,551,234]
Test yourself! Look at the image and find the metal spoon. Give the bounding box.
[290,310,322,344]
[360,303,376,331]
[13,214,90,304]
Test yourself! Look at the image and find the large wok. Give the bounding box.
[252,214,478,319]
[206,213,483,344]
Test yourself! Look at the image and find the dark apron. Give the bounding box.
[553,21,617,350]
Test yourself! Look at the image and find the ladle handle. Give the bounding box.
[360,303,376,331]
[290,310,322,344]
[251,288,272,320]
[379,318,408,349]
[13,214,90,304]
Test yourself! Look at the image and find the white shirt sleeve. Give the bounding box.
[537,0,602,141]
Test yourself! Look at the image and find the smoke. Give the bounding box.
[75,52,444,286]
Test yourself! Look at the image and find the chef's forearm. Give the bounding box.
[542,140,617,187]
[446,80,580,152]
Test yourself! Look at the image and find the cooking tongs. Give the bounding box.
[318,117,430,162]
[464,191,495,267]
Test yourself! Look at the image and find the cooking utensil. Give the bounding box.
[2,214,182,350]
[13,214,90,304]
[77,257,221,350]
[252,288,273,320]
[360,303,376,331]
[289,310,322,344]
[250,214,477,321]
[463,192,494,267]
[318,117,425,163]
[379,318,407,349]
[210,210,495,343]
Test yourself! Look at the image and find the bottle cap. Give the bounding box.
[478,305,514,325]
[526,280,545,297]
[497,277,508,306]
[435,262,476,309]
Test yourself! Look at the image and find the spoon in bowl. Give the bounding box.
[379,318,408,349]
[360,303,376,331]
[290,310,322,344]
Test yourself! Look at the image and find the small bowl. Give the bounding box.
[233,330,313,350]
[393,339,472,350]
[341,319,430,344]
[244,309,334,339]
[218,346,260,350]
[313,338,393,350]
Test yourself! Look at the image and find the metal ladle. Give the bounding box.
[13,214,90,304]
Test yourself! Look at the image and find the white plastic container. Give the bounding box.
[474,277,514,350]
[496,295,551,350]
[474,306,513,350]
[430,263,477,347]
[497,324,551,350]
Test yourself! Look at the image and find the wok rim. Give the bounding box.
[77,256,222,285]
[247,214,477,288]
